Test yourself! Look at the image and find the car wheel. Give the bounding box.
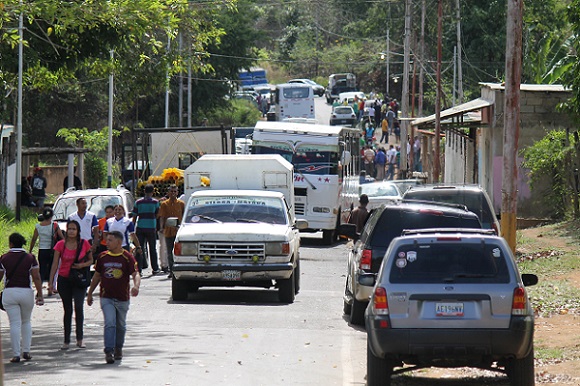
[343,282,352,315]
[294,258,301,294]
[278,271,296,304]
[507,346,535,386]
[350,297,367,326]
[367,341,393,386]
[171,277,189,301]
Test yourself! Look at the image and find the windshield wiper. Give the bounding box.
[236,218,262,223]
[191,214,221,223]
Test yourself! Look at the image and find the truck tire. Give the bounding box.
[508,346,535,386]
[367,341,393,386]
[350,298,366,326]
[294,259,301,294]
[278,271,296,304]
[322,229,335,245]
[172,277,189,301]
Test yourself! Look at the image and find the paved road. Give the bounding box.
[0,235,368,386]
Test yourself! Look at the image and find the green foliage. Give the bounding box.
[0,206,38,253]
[521,129,578,219]
[56,127,122,188]
[205,99,262,127]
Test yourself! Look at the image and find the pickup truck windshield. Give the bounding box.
[185,196,287,225]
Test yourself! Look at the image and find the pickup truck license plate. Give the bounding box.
[435,302,464,317]
[222,270,241,281]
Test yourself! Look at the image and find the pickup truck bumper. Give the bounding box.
[172,262,294,281]
[367,316,534,362]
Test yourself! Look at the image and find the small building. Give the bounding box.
[411,83,573,219]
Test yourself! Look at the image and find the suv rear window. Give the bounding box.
[369,209,481,247]
[389,242,510,284]
[404,190,494,228]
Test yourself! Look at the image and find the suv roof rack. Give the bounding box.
[401,228,498,236]
[401,198,469,212]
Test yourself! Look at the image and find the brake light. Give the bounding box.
[419,209,443,215]
[436,237,462,241]
[511,286,527,315]
[374,287,389,315]
[360,249,372,270]
[174,242,182,256]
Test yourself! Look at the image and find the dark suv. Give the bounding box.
[338,201,482,325]
[403,184,500,233]
[364,229,537,386]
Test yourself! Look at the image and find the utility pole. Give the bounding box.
[502,0,523,252]
[418,0,425,117]
[434,0,442,182]
[386,27,390,97]
[456,0,464,104]
[16,0,23,221]
[107,50,114,188]
[400,0,412,178]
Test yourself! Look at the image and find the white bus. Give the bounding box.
[273,83,315,121]
[252,121,361,244]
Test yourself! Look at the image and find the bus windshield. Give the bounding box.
[252,141,339,175]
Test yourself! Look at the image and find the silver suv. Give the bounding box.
[364,229,538,386]
[52,185,135,224]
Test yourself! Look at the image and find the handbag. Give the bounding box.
[0,252,27,311]
[68,241,90,288]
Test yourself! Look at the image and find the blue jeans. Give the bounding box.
[100,297,130,354]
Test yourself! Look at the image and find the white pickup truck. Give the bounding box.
[170,154,307,303]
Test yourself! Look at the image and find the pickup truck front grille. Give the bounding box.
[198,243,266,261]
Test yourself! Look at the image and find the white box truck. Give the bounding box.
[171,154,307,303]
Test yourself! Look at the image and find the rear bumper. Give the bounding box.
[367,316,534,363]
[172,262,294,281]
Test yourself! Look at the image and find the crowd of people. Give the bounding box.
[0,183,182,365]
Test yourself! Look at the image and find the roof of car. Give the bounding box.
[405,184,486,193]
[376,200,479,217]
[59,186,130,198]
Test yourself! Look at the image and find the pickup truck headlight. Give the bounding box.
[174,242,198,256]
[265,242,290,256]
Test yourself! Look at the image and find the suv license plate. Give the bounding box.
[435,302,464,317]
[222,270,241,281]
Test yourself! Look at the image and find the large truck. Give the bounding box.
[171,154,307,303]
[324,73,357,104]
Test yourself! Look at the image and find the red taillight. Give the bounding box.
[419,209,443,215]
[360,249,372,270]
[173,242,182,256]
[374,286,389,315]
[512,286,527,315]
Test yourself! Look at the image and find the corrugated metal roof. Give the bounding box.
[479,83,570,92]
[411,98,493,127]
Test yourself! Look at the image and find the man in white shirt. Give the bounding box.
[385,145,397,180]
[68,198,99,247]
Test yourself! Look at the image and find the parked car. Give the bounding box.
[403,184,500,233]
[52,186,135,230]
[288,78,325,97]
[329,105,357,127]
[358,181,402,210]
[364,228,538,386]
[388,178,425,195]
[232,91,259,106]
[338,201,482,325]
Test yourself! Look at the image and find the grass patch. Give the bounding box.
[0,206,40,253]
[527,279,580,316]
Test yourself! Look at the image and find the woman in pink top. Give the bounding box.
[48,220,93,350]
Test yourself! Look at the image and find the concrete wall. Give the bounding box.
[488,86,573,218]
[445,131,475,184]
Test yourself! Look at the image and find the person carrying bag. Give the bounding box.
[48,220,93,350]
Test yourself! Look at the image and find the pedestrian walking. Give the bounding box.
[68,197,99,248]
[0,233,44,363]
[31,167,47,210]
[48,220,93,350]
[374,147,387,181]
[158,185,185,277]
[96,205,115,256]
[347,194,370,233]
[87,230,140,364]
[385,145,397,180]
[132,184,160,275]
[104,205,141,254]
[29,207,64,297]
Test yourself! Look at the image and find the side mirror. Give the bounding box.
[338,223,359,241]
[358,273,377,287]
[166,217,179,227]
[294,219,309,230]
[522,273,538,287]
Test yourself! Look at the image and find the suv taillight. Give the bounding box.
[360,249,372,270]
[511,286,527,315]
[374,287,389,315]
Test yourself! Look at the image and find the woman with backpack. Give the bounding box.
[29,208,64,297]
